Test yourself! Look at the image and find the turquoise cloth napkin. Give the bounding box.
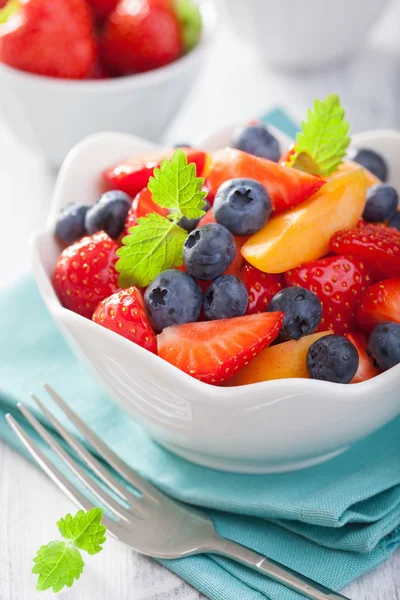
[1,110,400,599]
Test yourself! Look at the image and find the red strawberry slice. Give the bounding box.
[279,144,296,166]
[93,287,157,353]
[103,148,208,197]
[207,148,325,214]
[285,255,371,334]
[330,222,400,280]
[240,264,284,315]
[356,278,400,332]
[123,187,169,236]
[0,0,97,79]
[157,312,284,384]
[52,232,119,319]
[344,331,381,383]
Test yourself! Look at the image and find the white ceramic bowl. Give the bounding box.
[31,125,400,474]
[0,0,216,167]
[225,0,390,70]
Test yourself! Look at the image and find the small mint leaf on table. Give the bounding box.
[32,540,84,593]
[148,148,207,220]
[289,93,350,177]
[57,507,106,555]
[116,213,188,288]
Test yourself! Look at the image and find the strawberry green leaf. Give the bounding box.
[175,0,202,52]
[116,213,188,288]
[148,148,207,220]
[32,541,84,593]
[289,94,350,177]
[57,508,106,555]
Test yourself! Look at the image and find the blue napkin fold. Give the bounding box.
[1,110,399,600]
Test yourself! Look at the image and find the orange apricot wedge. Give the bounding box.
[241,168,368,273]
[229,330,332,385]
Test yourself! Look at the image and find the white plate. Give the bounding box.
[31,125,400,473]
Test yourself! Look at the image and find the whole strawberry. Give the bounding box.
[285,255,371,334]
[100,0,182,75]
[240,264,284,315]
[0,0,97,79]
[356,278,400,332]
[53,232,119,319]
[93,287,157,353]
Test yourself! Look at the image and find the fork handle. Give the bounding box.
[210,536,350,600]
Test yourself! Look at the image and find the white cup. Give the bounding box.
[226,0,390,70]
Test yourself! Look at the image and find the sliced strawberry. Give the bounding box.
[52,232,119,319]
[279,144,295,166]
[197,207,217,227]
[330,222,400,280]
[208,148,325,214]
[285,255,371,334]
[103,148,209,197]
[240,264,284,315]
[356,278,400,332]
[344,331,381,383]
[93,287,157,353]
[123,187,168,235]
[157,312,284,384]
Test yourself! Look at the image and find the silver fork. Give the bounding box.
[6,383,350,600]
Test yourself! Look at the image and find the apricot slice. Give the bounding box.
[334,161,381,187]
[229,331,332,385]
[241,168,368,273]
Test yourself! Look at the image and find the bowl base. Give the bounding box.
[160,442,349,474]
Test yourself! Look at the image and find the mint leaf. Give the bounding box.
[116,213,188,288]
[148,148,207,220]
[289,94,350,177]
[175,0,202,52]
[57,508,106,555]
[32,541,84,593]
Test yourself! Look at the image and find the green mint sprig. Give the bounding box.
[289,94,350,177]
[116,149,207,288]
[32,508,106,593]
[175,0,203,52]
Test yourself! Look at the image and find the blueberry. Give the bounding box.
[203,275,248,320]
[362,184,398,222]
[183,223,236,280]
[176,199,211,232]
[307,335,359,384]
[233,124,280,162]
[85,190,131,239]
[267,286,322,341]
[214,178,272,236]
[144,269,203,331]
[55,204,89,243]
[368,322,400,371]
[388,212,400,231]
[173,143,192,148]
[349,148,388,182]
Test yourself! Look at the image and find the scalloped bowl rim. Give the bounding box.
[31,124,400,408]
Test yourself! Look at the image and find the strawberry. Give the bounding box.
[157,312,284,384]
[355,278,400,332]
[344,331,381,383]
[123,187,168,236]
[93,287,157,353]
[240,264,284,315]
[207,148,325,215]
[103,149,208,198]
[0,0,97,79]
[285,255,371,334]
[279,144,295,166]
[100,0,182,75]
[330,222,400,280]
[52,232,119,319]
[88,0,118,22]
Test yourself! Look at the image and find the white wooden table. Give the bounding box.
[1,3,400,598]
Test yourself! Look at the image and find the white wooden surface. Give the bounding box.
[1,2,400,598]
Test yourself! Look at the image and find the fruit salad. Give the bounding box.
[0,0,202,79]
[52,94,400,386]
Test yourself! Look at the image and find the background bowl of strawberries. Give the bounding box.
[0,0,217,166]
[31,117,400,474]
